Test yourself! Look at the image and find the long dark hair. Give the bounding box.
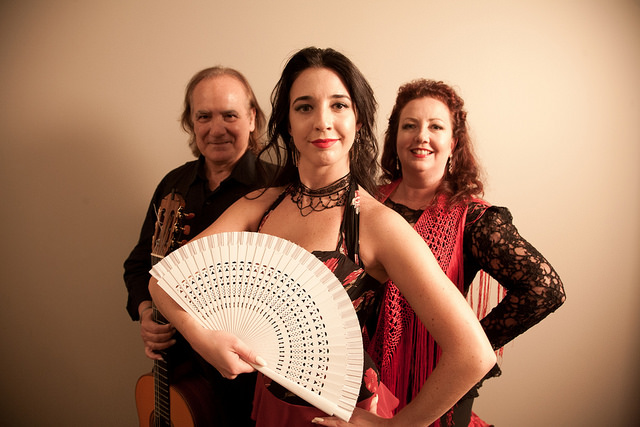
[259,47,379,195]
[181,66,266,157]
[380,79,483,206]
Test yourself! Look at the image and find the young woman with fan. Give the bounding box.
[150,47,497,426]
[367,79,565,426]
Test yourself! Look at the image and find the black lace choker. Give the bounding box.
[290,173,351,217]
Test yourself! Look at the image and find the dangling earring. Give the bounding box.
[395,155,401,172]
[352,131,361,161]
[448,154,453,174]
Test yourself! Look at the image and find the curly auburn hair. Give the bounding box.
[180,66,266,157]
[380,79,484,207]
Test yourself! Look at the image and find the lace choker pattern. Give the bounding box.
[290,173,351,217]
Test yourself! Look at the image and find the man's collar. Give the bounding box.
[195,150,258,186]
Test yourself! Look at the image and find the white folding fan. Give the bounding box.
[150,231,364,421]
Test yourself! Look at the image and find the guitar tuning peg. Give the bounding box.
[181,225,191,236]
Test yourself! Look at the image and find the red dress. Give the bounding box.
[369,179,564,427]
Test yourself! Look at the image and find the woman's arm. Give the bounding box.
[465,206,566,349]
[361,203,496,426]
[148,192,278,376]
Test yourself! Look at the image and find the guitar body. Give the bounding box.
[135,373,218,427]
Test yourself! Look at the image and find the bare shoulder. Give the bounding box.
[357,190,409,232]
[242,187,286,209]
[231,186,285,221]
[357,190,423,281]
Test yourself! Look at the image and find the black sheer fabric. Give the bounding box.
[384,199,566,351]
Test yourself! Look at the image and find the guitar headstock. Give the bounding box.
[151,191,187,262]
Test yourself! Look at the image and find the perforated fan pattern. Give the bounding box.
[150,232,363,421]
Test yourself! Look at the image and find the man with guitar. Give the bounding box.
[124,66,274,426]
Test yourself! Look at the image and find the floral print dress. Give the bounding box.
[251,180,398,426]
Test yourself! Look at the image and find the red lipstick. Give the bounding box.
[311,139,338,149]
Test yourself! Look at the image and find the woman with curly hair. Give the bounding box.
[368,79,566,426]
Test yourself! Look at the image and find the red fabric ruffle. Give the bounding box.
[251,373,398,426]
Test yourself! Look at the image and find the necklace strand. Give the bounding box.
[290,173,351,217]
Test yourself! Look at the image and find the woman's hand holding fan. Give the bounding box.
[189,328,267,380]
[150,232,364,422]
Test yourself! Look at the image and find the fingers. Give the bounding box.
[221,372,238,380]
[311,417,344,426]
[141,322,176,342]
[140,312,176,337]
[142,331,175,360]
[139,314,177,360]
[202,331,261,379]
[216,352,256,380]
[233,338,266,368]
[312,408,382,426]
[144,346,163,361]
[146,337,176,352]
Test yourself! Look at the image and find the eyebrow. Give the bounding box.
[194,109,239,115]
[401,116,446,122]
[292,94,351,104]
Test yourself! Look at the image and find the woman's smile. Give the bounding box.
[410,148,433,157]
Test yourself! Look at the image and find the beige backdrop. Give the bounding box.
[1,0,639,425]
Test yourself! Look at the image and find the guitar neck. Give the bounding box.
[147,190,186,427]
[151,253,169,328]
[151,254,172,426]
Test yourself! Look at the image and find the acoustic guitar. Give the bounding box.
[135,191,215,427]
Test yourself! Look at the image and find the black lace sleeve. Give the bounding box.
[463,205,566,350]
